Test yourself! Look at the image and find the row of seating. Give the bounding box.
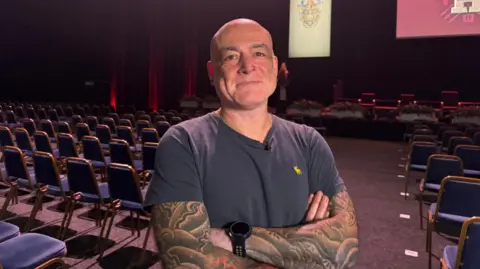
[403,123,480,269]
[0,221,67,269]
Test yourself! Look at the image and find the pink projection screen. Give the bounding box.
[396,0,480,38]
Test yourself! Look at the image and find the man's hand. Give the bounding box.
[210,228,232,252]
[305,191,330,222]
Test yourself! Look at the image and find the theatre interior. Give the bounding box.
[0,1,479,269]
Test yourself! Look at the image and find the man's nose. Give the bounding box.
[238,55,255,74]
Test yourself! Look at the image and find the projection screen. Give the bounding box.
[289,0,332,58]
[396,0,480,38]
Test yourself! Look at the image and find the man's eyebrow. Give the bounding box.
[220,43,271,53]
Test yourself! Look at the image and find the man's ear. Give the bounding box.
[207,61,214,85]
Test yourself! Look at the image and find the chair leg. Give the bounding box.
[136,212,140,237]
[24,187,46,232]
[130,211,135,236]
[57,197,73,239]
[419,191,424,229]
[0,185,16,219]
[131,219,153,268]
[97,204,118,260]
[61,199,78,240]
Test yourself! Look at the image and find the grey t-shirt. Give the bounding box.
[144,112,345,228]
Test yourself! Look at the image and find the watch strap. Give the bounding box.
[230,235,247,257]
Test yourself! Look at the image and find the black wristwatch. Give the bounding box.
[228,221,252,257]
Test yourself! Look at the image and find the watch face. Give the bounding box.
[231,221,251,236]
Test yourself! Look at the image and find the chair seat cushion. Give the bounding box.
[429,203,470,223]
[90,157,111,168]
[79,182,111,203]
[0,233,67,269]
[443,245,457,269]
[424,183,441,191]
[410,164,427,172]
[120,190,147,211]
[46,175,70,195]
[12,167,36,189]
[464,169,480,177]
[133,160,143,172]
[0,221,20,243]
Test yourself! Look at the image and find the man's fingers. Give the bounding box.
[315,195,330,220]
[306,192,323,222]
[307,193,314,209]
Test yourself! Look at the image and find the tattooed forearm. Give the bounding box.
[152,202,276,269]
[246,191,359,269]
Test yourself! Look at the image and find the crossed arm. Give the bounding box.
[151,191,358,269]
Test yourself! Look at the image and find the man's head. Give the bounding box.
[208,19,278,110]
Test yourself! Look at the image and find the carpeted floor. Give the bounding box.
[0,137,454,269]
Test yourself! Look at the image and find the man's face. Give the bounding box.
[209,22,278,110]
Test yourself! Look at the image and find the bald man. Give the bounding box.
[145,19,358,269]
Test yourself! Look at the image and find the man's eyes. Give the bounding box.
[224,52,266,61]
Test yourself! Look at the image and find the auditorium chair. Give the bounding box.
[117,126,141,152]
[14,128,35,157]
[0,223,67,269]
[109,139,143,172]
[446,136,473,155]
[427,176,480,269]
[404,142,437,199]
[441,130,464,151]
[33,131,59,158]
[454,145,480,178]
[22,118,36,136]
[155,121,170,138]
[141,128,159,144]
[418,154,463,229]
[102,163,152,263]
[440,217,480,269]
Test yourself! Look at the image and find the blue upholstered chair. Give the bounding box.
[21,118,36,136]
[95,124,112,150]
[103,163,152,263]
[404,141,437,199]
[418,155,463,229]
[446,136,472,155]
[13,128,35,157]
[57,121,71,135]
[441,217,480,269]
[109,139,143,172]
[141,128,159,144]
[427,176,480,269]
[454,145,480,178]
[441,130,464,151]
[38,120,57,143]
[154,121,170,138]
[117,126,141,152]
[57,133,82,159]
[0,231,67,269]
[33,131,59,158]
[0,146,36,220]
[0,221,19,243]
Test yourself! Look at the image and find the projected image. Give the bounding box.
[397,0,480,38]
[289,0,332,58]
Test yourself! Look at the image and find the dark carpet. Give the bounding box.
[0,137,451,268]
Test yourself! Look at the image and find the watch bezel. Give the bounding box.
[229,221,252,238]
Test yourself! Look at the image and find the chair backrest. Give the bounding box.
[3,146,32,185]
[5,110,16,124]
[64,107,73,118]
[33,151,65,195]
[72,115,83,126]
[66,158,105,204]
[81,136,105,162]
[86,116,98,131]
[119,119,132,128]
[108,113,120,125]
[76,123,91,142]
[155,121,170,138]
[409,142,437,166]
[0,126,14,148]
[455,145,480,171]
[425,154,463,185]
[123,114,135,127]
[39,119,56,138]
[143,142,158,171]
[95,125,112,145]
[14,128,33,152]
[138,114,151,123]
[434,176,480,221]
[412,128,432,136]
[437,125,458,141]
[474,132,480,146]
[136,120,150,137]
[465,127,480,139]
[454,217,480,269]
[57,133,79,158]
[22,118,36,136]
[109,139,134,167]
[103,117,117,134]
[26,107,36,119]
[170,116,182,125]
[117,126,136,146]
[412,135,436,144]
[107,163,143,205]
[154,115,167,123]
[48,109,60,122]
[448,136,473,155]
[442,130,464,146]
[57,121,71,134]
[141,128,159,143]
[33,131,55,154]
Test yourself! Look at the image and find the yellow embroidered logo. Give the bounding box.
[293,165,302,175]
